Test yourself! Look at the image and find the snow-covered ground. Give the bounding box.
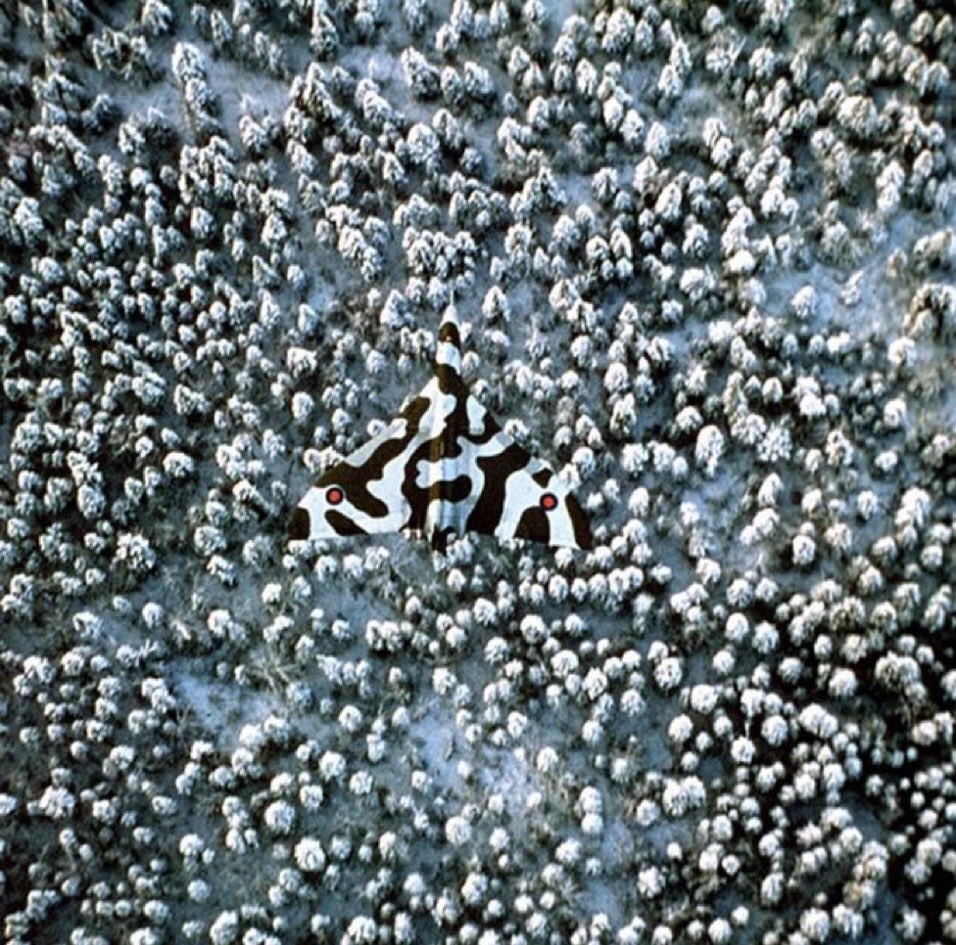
[0,1,953,944]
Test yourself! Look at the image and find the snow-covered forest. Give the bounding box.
[0,0,953,943]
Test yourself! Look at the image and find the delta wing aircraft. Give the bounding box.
[289,307,591,552]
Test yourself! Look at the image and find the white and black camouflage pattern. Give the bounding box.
[289,308,591,552]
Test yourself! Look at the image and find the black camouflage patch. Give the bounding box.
[514,506,550,543]
[326,509,368,536]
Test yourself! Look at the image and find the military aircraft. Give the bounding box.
[289,306,591,552]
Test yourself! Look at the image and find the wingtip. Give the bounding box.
[567,495,592,550]
[578,512,593,550]
[289,506,311,540]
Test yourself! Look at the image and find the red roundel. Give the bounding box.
[326,486,344,505]
[540,492,558,512]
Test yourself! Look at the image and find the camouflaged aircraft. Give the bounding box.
[289,306,591,552]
